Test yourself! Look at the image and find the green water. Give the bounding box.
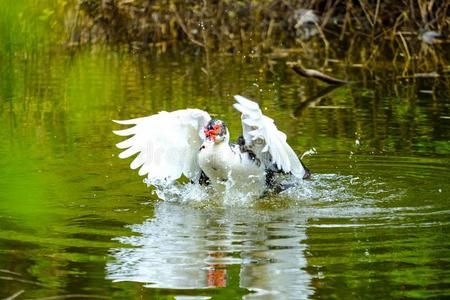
[1,37,450,300]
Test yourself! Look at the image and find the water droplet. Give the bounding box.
[301,148,317,159]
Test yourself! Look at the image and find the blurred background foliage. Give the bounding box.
[68,0,449,49]
[68,0,449,73]
[2,0,448,76]
[0,0,69,51]
[1,0,448,78]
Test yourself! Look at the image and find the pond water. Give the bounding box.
[0,47,449,299]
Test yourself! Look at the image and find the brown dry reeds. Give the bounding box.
[67,0,449,75]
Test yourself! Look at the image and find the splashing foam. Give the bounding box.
[146,180,209,204]
[143,171,399,211]
[301,147,317,160]
[145,177,264,206]
[280,174,360,202]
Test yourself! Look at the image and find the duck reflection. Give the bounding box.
[106,202,313,299]
[207,252,227,288]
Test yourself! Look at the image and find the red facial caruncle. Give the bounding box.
[204,124,221,141]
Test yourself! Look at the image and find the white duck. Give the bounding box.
[113,95,310,197]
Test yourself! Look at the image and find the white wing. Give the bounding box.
[233,95,306,179]
[113,109,211,182]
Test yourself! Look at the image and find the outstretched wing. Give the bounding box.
[233,95,307,179]
[113,109,211,182]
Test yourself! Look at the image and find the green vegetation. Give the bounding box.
[0,0,68,51]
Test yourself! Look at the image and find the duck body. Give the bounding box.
[113,95,310,200]
[198,139,266,196]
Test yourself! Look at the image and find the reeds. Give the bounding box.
[66,0,449,75]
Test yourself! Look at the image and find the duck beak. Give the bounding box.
[204,129,217,141]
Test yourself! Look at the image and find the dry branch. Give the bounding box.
[287,62,349,85]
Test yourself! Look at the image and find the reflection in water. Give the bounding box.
[106,201,312,299]
[105,171,425,299]
[207,252,226,288]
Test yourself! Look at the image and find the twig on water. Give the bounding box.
[287,62,349,85]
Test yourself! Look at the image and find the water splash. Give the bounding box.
[144,171,402,217]
[149,178,266,206]
[151,182,211,204]
[301,147,317,159]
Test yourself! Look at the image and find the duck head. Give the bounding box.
[204,119,229,143]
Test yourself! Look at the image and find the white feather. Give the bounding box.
[113,109,211,182]
[233,95,306,179]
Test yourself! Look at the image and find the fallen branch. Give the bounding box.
[287,62,349,84]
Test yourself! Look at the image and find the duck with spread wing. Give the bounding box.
[113,95,310,197]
